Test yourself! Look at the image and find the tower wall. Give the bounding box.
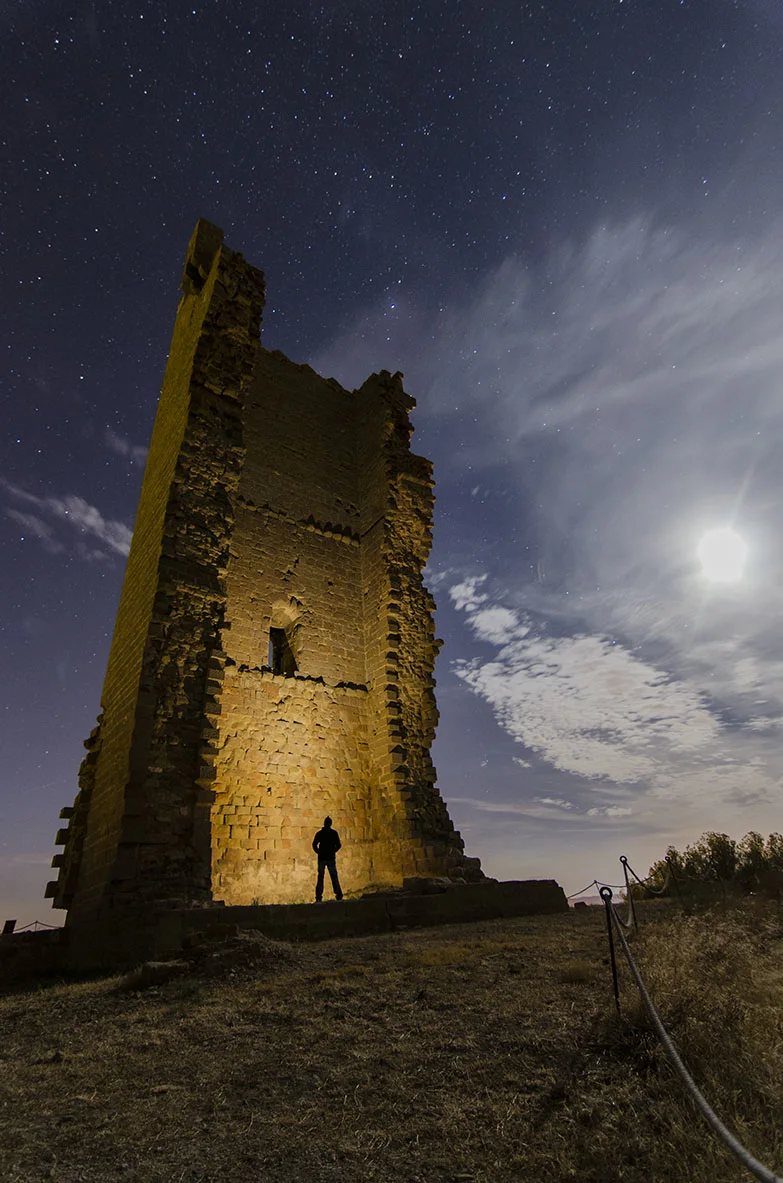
[51,221,265,917]
[208,349,377,904]
[355,373,462,880]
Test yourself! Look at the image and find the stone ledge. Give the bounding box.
[62,879,568,970]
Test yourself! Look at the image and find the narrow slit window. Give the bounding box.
[269,627,297,676]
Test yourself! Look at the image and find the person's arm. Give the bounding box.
[312,832,320,853]
[334,832,341,853]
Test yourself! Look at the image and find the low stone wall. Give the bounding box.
[0,930,66,992]
[186,879,569,945]
[64,879,568,970]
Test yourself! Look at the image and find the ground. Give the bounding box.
[2,902,782,1182]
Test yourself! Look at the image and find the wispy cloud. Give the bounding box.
[589,806,633,819]
[450,794,634,825]
[3,480,132,558]
[104,427,148,467]
[7,853,56,866]
[5,509,65,554]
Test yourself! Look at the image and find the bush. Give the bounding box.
[640,831,783,898]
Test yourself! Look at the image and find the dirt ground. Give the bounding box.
[2,903,780,1182]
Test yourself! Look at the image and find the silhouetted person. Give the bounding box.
[313,816,343,901]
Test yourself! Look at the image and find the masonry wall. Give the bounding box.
[356,373,466,881]
[205,355,468,905]
[208,350,379,903]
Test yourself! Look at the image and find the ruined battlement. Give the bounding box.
[48,221,480,941]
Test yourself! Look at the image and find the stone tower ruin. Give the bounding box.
[48,219,480,932]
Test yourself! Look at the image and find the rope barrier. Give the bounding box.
[566,879,599,899]
[567,877,629,900]
[600,886,783,1183]
[621,856,672,897]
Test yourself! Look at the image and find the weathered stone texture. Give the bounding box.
[49,219,478,928]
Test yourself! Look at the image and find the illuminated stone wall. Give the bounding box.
[49,220,478,920]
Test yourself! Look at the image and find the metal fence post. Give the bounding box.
[600,886,620,1012]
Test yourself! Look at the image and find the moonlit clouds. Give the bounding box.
[447,576,782,814]
[422,220,783,457]
[450,580,719,788]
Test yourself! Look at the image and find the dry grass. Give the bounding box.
[2,901,783,1182]
[559,959,595,985]
[608,900,783,1176]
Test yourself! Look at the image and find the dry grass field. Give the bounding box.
[3,900,783,1182]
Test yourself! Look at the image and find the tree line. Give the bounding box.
[644,831,783,893]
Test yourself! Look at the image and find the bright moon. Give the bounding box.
[697,527,747,583]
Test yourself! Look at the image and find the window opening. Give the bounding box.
[269,627,297,676]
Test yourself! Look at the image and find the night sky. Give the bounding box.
[5,0,783,924]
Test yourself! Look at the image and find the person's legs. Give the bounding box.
[315,858,326,901]
[327,859,343,900]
